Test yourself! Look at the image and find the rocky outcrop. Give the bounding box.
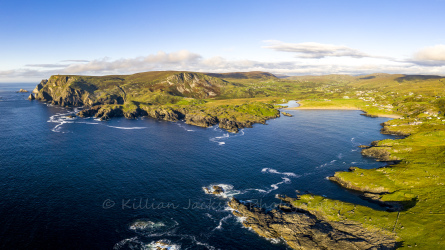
[361,147,399,162]
[229,197,396,250]
[124,108,148,119]
[329,170,411,212]
[77,106,102,118]
[380,124,410,136]
[95,106,124,121]
[281,111,293,117]
[143,106,184,121]
[360,113,379,118]
[162,72,226,99]
[33,75,112,107]
[203,185,225,195]
[28,94,35,100]
[33,80,47,94]
[17,89,28,93]
[218,118,253,133]
[184,113,218,127]
[328,168,390,194]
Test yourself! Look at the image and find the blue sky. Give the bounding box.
[1,0,445,82]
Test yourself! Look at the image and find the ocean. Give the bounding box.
[0,83,395,249]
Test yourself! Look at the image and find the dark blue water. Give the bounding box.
[0,84,395,249]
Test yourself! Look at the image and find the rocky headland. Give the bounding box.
[32,71,280,133]
[228,196,396,250]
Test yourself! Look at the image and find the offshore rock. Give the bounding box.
[228,197,396,250]
[28,94,35,100]
[203,185,225,195]
[17,89,28,93]
[281,111,293,117]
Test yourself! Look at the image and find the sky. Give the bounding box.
[1,0,445,82]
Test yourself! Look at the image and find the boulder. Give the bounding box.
[212,185,224,195]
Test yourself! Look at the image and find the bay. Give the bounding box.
[0,84,395,249]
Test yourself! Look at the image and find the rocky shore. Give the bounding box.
[360,142,400,162]
[228,196,396,250]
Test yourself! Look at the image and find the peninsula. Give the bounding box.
[32,71,445,249]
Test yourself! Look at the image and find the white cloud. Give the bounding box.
[25,64,70,68]
[414,44,445,61]
[60,60,90,63]
[263,40,372,59]
[2,47,445,82]
[63,50,202,74]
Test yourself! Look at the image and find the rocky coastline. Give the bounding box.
[32,75,280,133]
[227,116,408,249]
[228,196,396,250]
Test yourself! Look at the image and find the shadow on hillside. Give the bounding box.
[395,75,444,82]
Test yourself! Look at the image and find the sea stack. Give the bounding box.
[17,89,28,93]
[28,94,35,100]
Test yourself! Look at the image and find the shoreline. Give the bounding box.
[229,107,404,249]
[285,102,402,119]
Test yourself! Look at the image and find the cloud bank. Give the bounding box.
[263,40,372,59]
[414,44,445,61]
[410,44,445,66]
[1,44,445,82]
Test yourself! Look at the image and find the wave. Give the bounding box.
[213,214,232,231]
[144,239,181,250]
[209,128,245,145]
[316,159,337,169]
[261,168,300,178]
[113,237,143,250]
[269,177,291,192]
[176,122,195,132]
[106,125,147,130]
[209,133,230,145]
[48,111,77,133]
[128,218,179,235]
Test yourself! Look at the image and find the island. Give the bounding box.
[32,71,445,249]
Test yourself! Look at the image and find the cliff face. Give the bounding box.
[229,197,396,250]
[34,75,129,107]
[161,72,226,99]
[33,72,225,107]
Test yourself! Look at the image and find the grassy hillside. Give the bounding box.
[283,74,445,249]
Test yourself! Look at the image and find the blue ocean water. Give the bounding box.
[0,84,395,249]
